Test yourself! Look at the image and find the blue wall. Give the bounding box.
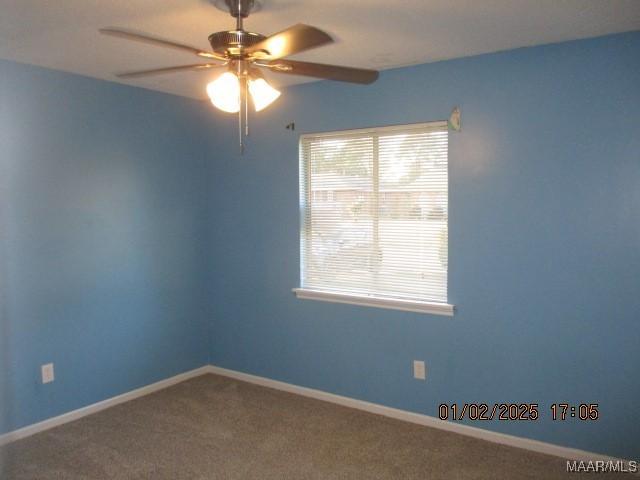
[208,32,640,459]
[0,60,216,433]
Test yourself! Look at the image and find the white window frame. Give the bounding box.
[294,121,455,316]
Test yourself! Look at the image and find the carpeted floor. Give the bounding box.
[0,374,620,479]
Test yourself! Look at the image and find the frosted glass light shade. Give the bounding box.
[206,72,240,113]
[206,72,281,113]
[248,78,281,112]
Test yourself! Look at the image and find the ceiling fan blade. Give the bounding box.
[115,63,226,79]
[100,28,225,60]
[267,60,379,84]
[246,24,333,60]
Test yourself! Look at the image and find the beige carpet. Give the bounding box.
[0,374,619,479]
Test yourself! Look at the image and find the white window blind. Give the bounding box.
[298,121,450,312]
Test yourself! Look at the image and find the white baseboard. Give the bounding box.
[205,365,630,464]
[0,366,210,447]
[0,363,631,467]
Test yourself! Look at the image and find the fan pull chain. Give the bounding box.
[236,60,251,154]
[245,77,249,137]
[238,108,244,154]
[237,62,244,154]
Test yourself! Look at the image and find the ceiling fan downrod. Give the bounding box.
[216,0,258,30]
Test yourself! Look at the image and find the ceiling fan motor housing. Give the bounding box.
[208,30,266,57]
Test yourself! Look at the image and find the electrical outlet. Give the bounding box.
[413,360,426,380]
[41,363,55,384]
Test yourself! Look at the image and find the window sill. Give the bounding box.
[292,288,455,316]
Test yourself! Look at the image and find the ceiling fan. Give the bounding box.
[100,0,379,152]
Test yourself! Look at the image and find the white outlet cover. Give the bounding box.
[41,363,55,384]
[413,360,426,380]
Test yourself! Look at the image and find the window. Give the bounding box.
[294,121,454,316]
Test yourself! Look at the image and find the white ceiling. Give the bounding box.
[1,0,639,100]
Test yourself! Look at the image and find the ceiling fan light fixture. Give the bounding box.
[206,71,240,113]
[248,77,281,112]
[207,70,280,113]
[102,0,378,151]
